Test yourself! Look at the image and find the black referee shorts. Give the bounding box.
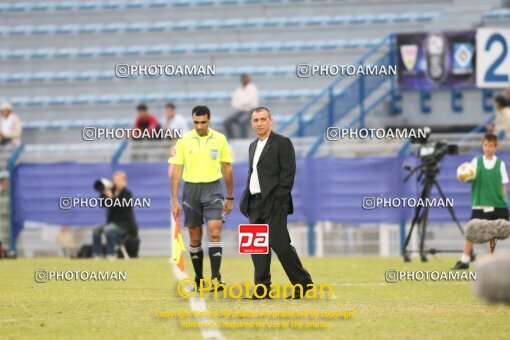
[470,208,509,221]
[182,180,224,227]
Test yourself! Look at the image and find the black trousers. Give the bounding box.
[224,111,250,139]
[248,194,313,289]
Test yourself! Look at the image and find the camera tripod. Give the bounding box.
[402,163,465,262]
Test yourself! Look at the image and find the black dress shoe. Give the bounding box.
[286,284,313,299]
[250,294,272,300]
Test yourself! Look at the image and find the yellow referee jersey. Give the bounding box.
[168,128,233,183]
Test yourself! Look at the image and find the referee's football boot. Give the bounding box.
[450,261,469,270]
[211,275,226,292]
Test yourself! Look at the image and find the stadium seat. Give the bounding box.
[78,2,98,10]
[102,1,122,10]
[56,24,78,34]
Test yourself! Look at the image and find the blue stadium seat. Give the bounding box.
[32,2,52,11]
[144,93,166,102]
[71,95,94,105]
[8,3,30,12]
[173,0,192,7]
[297,41,317,50]
[30,48,56,59]
[172,21,193,30]
[78,2,98,10]
[77,47,100,57]
[148,22,171,32]
[9,25,32,35]
[125,2,144,9]
[34,25,58,35]
[395,13,414,22]
[192,44,215,53]
[51,72,72,81]
[305,16,327,26]
[54,48,76,58]
[146,45,166,55]
[5,73,26,82]
[56,24,79,34]
[29,72,51,81]
[26,96,49,106]
[149,0,168,8]
[123,46,146,56]
[55,2,74,11]
[99,47,121,57]
[79,24,102,33]
[102,1,122,10]
[218,19,241,29]
[256,42,278,51]
[197,0,215,6]
[97,72,114,80]
[118,95,138,104]
[102,23,126,33]
[48,96,68,105]
[241,18,263,28]
[215,43,236,52]
[125,23,149,32]
[195,20,217,29]
[74,72,95,81]
[94,95,118,105]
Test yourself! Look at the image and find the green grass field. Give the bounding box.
[1,256,509,339]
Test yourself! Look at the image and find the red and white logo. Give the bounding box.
[238,224,269,254]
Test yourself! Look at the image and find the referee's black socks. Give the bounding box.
[209,242,223,280]
[189,244,204,281]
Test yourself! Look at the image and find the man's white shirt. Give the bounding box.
[231,83,259,112]
[249,137,268,194]
[470,155,509,210]
[161,114,190,133]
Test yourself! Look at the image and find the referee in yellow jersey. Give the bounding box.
[169,105,234,289]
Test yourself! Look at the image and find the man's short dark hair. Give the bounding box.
[495,95,508,108]
[137,103,148,111]
[252,106,271,118]
[192,105,210,119]
[166,103,176,110]
[484,133,498,144]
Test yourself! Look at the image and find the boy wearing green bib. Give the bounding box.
[452,133,509,270]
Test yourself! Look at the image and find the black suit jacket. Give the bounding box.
[240,131,295,217]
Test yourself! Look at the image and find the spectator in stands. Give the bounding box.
[134,103,160,139]
[493,95,510,139]
[92,171,139,260]
[0,102,22,146]
[224,73,259,139]
[161,103,189,134]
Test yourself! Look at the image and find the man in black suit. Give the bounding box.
[240,107,313,299]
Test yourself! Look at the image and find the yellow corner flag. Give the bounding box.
[172,217,186,271]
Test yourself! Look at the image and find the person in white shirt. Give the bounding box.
[161,103,190,134]
[0,102,22,146]
[224,74,259,139]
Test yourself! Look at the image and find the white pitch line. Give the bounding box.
[170,219,224,340]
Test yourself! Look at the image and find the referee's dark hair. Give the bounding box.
[166,102,176,110]
[252,106,272,118]
[192,105,210,119]
[137,103,148,111]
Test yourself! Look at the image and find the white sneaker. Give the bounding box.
[93,256,101,260]
[106,255,116,261]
